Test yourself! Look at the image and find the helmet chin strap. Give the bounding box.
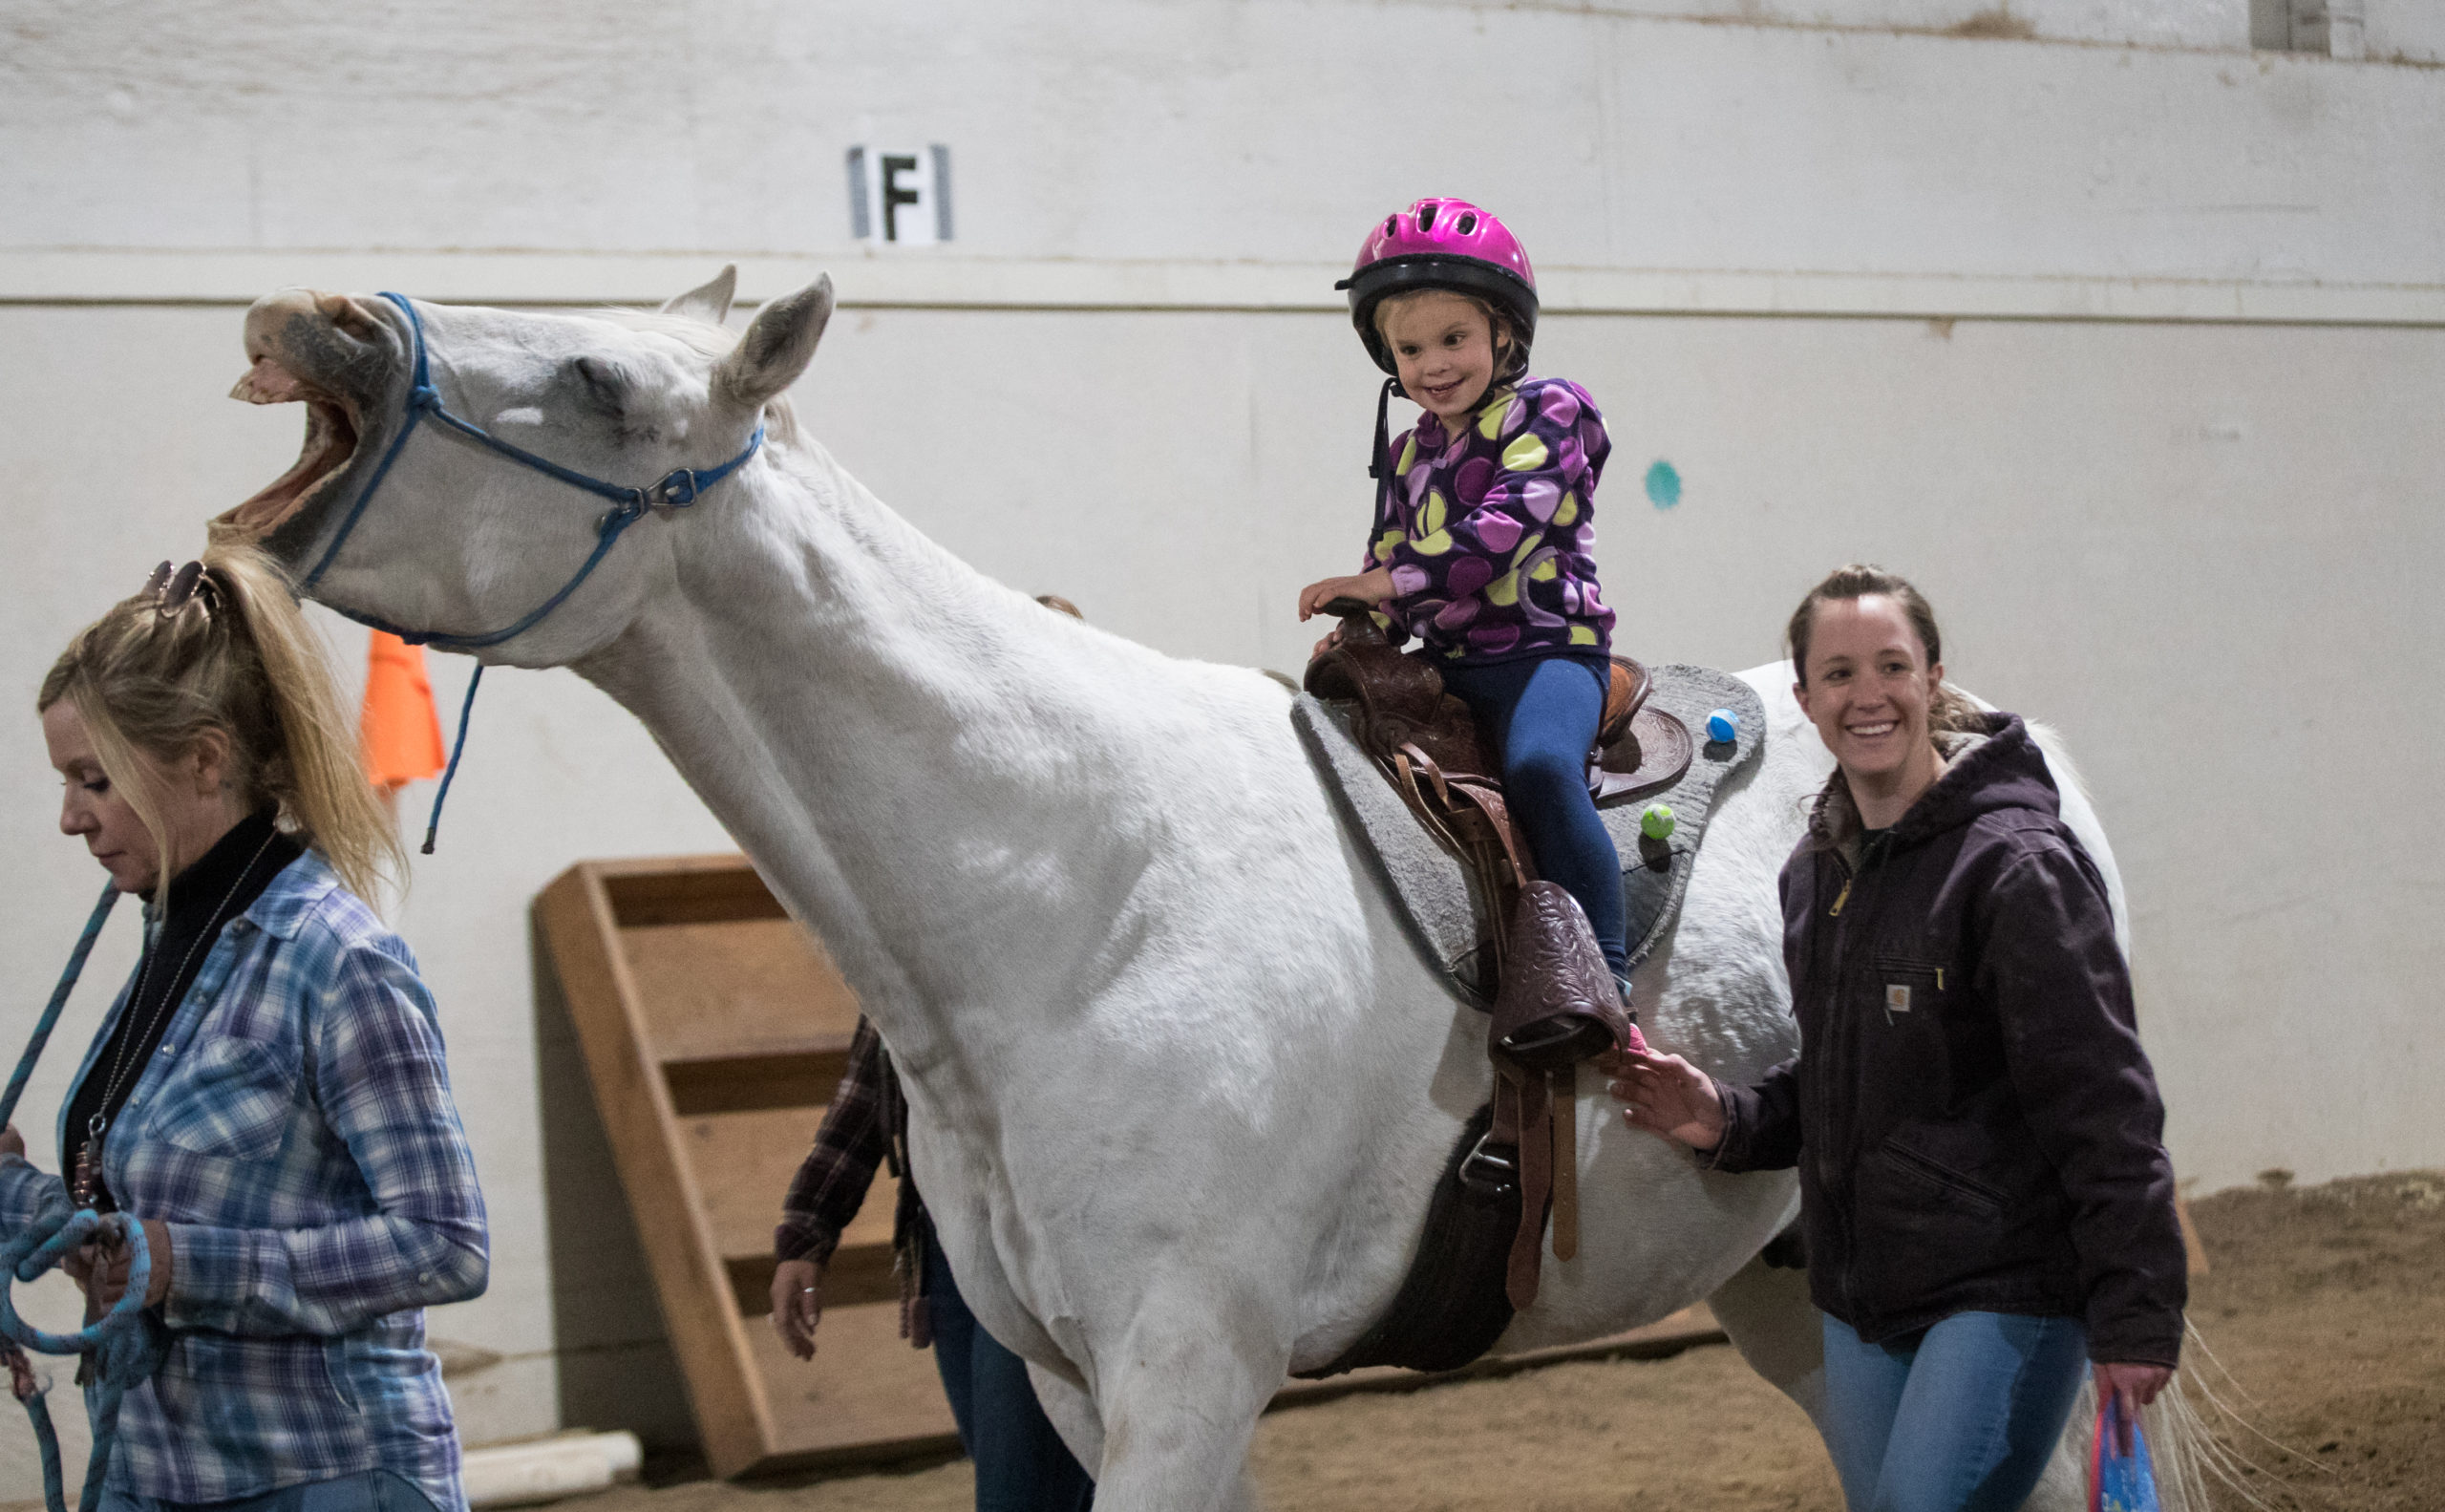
[1370,375,1400,522]
[1370,377,1398,480]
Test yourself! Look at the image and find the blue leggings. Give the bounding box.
[925,1239,1096,1512]
[1438,655,1627,975]
[1819,1310,2090,1512]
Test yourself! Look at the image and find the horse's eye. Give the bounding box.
[569,356,627,418]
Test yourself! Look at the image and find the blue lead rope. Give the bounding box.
[298,291,764,851]
[1,883,169,1512]
[420,664,482,856]
[0,885,119,1133]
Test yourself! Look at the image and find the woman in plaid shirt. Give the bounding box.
[0,549,488,1512]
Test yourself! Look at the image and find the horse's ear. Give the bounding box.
[661,265,737,325]
[715,275,833,411]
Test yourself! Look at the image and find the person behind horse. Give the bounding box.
[770,1016,1094,1512]
[1298,197,1632,1000]
[1602,565,2186,1512]
[0,549,489,1512]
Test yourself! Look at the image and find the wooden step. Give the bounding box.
[661,1045,853,1117]
[538,855,959,1476]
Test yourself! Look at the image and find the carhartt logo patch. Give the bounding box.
[1885,984,1912,1017]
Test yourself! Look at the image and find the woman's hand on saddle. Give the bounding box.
[69,1219,173,1310]
[2094,1362,2175,1454]
[1598,1047,1728,1155]
[0,1124,21,1159]
[771,1257,824,1361]
[1296,567,1395,622]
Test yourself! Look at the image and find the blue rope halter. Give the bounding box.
[297,291,766,850]
[0,884,170,1512]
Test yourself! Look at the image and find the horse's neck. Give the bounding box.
[575,445,1166,1073]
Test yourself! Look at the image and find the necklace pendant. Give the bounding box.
[73,1124,103,1209]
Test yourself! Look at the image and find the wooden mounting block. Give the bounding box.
[533,855,957,1477]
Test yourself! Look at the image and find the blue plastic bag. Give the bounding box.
[2091,1395,2162,1512]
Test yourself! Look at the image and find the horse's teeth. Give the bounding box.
[230,357,308,405]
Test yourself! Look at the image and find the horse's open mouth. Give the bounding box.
[226,357,361,536]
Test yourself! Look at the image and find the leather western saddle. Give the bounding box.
[1300,604,1697,1326]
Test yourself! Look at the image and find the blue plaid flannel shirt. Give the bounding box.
[0,851,488,1509]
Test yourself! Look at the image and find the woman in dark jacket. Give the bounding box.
[1604,564,2185,1512]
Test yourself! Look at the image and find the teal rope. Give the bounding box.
[0,883,168,1512]
[0,885,119,1131]
[419,663,484,855]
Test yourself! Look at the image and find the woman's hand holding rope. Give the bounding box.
[62,1223,172,1311]
[2,1127,175,1310]
[0,1122,177,1315]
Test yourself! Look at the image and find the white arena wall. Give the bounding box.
[0,0,2437,1466]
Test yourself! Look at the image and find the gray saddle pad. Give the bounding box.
[1293,664,1766,1006]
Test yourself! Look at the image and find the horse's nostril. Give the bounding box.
[317,292,380,342]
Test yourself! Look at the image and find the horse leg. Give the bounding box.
[1027,1361,1105,1482]
[1093,1358,1269,1511]
[1087,1295,1279,1512]
[1707,1249,1828,1433]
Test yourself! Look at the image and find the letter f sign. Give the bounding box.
[848,145,954,245]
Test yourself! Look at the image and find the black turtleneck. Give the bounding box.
[62,808,301,1210]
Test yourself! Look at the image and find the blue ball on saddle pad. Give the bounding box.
[1641,804,1676,841]
[1706,709,1738,744]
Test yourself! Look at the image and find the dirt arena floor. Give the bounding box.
[587,1169,2443,1512]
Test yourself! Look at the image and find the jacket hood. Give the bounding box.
[1807,711,2059,854]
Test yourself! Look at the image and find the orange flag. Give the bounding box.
[362,630,446,796]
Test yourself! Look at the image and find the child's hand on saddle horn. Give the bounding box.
[1296,567,1396,622]
[0,1124,21,1160]
[1599,1047,1728,1156]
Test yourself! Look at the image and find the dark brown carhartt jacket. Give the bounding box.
[1708,713,2186,1367]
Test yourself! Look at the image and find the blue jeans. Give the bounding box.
[98,1471,441,1512]
[1438,654,1627,975]
[925,1239,1095,1512]
[1819,1310,2089,1512]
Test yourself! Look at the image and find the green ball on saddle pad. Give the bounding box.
[1641,803,1676,841]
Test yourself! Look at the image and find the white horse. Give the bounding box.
[213,271,2123,1509]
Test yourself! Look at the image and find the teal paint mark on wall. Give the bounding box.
[1645,459,1682,510]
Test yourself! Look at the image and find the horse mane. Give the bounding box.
[593,308,803,449]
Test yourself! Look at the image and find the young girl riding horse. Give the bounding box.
[1298,197,1630,999]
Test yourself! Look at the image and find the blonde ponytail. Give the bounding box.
[38,545,405,905]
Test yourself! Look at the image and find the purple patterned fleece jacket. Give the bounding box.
[1362,375,1616,664]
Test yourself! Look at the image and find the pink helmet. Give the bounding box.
[1337,198,1540,376]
